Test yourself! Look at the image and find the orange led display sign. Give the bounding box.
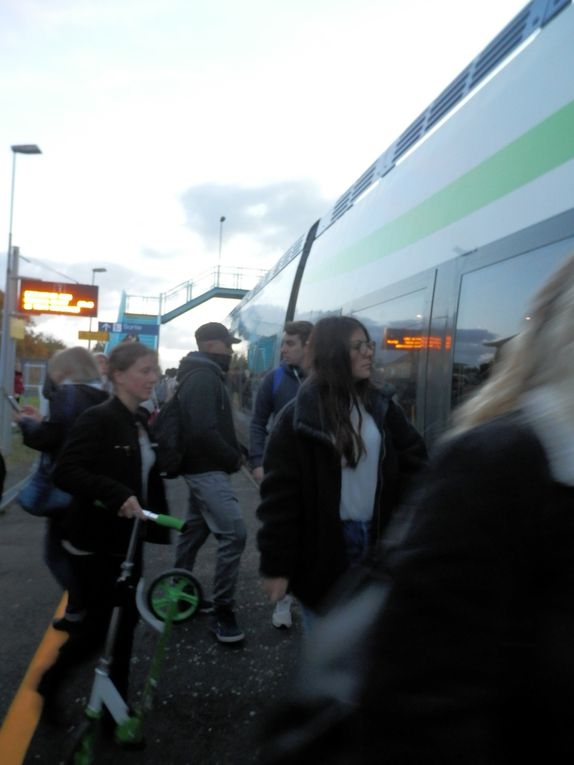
[19,279,99,317]
[383,328,451,351]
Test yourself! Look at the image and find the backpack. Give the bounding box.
[152,372,195,477]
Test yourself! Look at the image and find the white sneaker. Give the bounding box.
[272,595,293,629]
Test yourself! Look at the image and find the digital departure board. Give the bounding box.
[383,328,451,351]
[18,279,99,317]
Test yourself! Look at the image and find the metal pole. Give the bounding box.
[218,215,225,285]
[88,267,107,350]
[88,270,96,350]
[0,152,19,454]
[0,145,41,454]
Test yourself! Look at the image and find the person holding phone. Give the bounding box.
[15,348,108,629]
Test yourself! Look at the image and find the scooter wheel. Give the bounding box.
[147,568,203,623]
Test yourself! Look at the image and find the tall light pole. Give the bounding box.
[88,267,107,350]
[0,144,42,453]
[217,215,226,285]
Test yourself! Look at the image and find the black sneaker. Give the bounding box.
[210,608,245,644]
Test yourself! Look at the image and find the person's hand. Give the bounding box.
[118,495,148,520]
[18,405,42,422]
[252,466,264,484]
[261,576,289,603]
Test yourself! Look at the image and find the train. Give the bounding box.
[227,0,574,446]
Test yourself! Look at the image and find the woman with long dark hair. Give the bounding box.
[257,315,427,625]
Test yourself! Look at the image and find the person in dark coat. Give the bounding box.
[261,253,574,764]
[37,342,167,724]
[257,316,427,626]
[173,322,246,644]
[15,347,108,628]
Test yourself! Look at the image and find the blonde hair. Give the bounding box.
[449,253,574,437]
[48,347,101,384]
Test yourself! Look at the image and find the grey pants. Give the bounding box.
[175,471,247,608]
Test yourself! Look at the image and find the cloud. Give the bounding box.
[180,179,330,253]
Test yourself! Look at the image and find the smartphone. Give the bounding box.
[5,394,21,413]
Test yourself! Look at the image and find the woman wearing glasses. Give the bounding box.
[257,315,427,627]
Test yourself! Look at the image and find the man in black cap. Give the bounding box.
[174,322,246,643]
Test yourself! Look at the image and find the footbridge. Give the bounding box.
[107,266,266,351]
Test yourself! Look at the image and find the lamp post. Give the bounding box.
[88,267,107,350]
[217,215,226,285]
[0,144,42,454]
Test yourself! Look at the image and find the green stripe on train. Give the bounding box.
[307,99,574,282]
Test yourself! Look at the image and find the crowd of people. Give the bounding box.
[5,252,574,762]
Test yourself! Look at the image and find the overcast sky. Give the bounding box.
[0,0,527,367]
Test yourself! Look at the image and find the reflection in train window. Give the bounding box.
[452,245,568,409]
[353,289,426,423]
[228,257,300,426]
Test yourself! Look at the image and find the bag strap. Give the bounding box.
[272,366,285,396]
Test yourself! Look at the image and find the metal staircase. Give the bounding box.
[107,266,266,351]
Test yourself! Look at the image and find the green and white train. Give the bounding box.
[228,0,574,445]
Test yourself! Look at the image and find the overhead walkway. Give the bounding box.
[106,266,266,351]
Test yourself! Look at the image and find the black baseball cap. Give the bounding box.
[195,322,240,345]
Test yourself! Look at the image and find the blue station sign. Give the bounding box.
[99,321,159,336]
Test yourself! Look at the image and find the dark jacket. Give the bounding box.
[19,383,108,464]
[360,413,574,763]
[53,396,169,554]
[176,352,241,475]
[257,381,427,610]
[249,363,304,469]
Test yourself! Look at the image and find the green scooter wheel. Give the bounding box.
[147,568,203,623]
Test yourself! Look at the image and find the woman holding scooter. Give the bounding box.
[38,342,170,725]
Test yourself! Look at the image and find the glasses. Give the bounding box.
[349,339,376,355]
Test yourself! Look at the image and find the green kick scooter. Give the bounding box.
[67,511,202,765]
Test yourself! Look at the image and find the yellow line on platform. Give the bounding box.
[0,595,68,765]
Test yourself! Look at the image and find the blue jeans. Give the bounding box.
[341,520,371,567]
[175,472,247,609]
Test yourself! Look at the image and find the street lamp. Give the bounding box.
[88,267,107,350]
[0,144,42,453]
[217,215,226,284]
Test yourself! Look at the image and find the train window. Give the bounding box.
[353,289,426,423]
[228,257,300,426]
[452,244,569,408]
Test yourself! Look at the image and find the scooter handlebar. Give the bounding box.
[141,510,185,532]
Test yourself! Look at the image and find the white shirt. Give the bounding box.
[339,404,382,522]
[138,424,156,505]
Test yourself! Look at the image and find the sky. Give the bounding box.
[0,0,528,369]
